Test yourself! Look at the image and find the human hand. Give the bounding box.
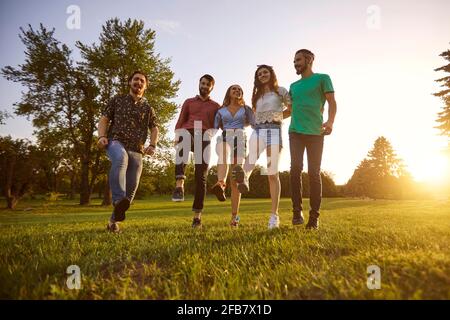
[321,121,333,135]
[98,137,109,149]
[144,145,156,156]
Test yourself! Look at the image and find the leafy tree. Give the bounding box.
[77,18,180,143]
[0,110,11,125]
[2,24,99,204]
[321,171,339,197]
[0,136,38,209]
[2,19,179,204]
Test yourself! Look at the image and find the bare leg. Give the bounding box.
[230,176,241,216]
[243,132,265,177]
[216,142,229,185]
[267,145,281,214]
[176,179,184,188]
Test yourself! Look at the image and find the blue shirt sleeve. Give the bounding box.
[214,109,223,129]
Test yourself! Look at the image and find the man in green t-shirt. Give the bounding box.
[288,49,337,230]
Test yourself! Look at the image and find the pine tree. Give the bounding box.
[346,137,411,199]
[367,137,405,178]
[434,48,450,138]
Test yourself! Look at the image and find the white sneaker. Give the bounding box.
[106,220,120,233]
[268,214,280,230]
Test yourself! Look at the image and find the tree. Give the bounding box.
[77,18,180,144]
[0,136,38,209]
[0,110,11,125]
[321,171,339,197]
[2,19,179,205]
[1,24,99,204]
[434,48,450,138]
[345,136,412,199]
[367,136,405,178]
[433,48,450,194]
[345,159,375,197]
[33,129,74,194]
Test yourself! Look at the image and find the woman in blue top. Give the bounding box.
[212,84,255,227]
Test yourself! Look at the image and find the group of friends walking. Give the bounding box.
[97,49,337,233]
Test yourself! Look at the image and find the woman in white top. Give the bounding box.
[233,64,291,229]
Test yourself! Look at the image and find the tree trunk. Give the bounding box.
[101,177,112,206]
[79,158,91,205]
[6,194,18,210]
[68,171,76,200]
[6,192,19,210]
[5,156,17,209]
[89,150,101,197]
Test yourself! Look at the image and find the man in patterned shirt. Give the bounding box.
[97,70,159,232]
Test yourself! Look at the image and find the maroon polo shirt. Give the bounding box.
[175,95,220,130]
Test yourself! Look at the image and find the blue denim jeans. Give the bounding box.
[106,140,143,218]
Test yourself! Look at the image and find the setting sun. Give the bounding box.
[408,152,449,184]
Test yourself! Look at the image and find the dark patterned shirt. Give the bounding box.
[102,94,158,154]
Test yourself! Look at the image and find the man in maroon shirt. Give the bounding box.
[172,74,220,228]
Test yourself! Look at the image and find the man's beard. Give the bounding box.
[132,85,143,95]
[199,88,209,97]
[295,65,304,75]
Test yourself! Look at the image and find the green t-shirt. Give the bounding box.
[289,73,334,135]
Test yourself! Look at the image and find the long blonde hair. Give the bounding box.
[222,85,245,107]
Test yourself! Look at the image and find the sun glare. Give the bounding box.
[409,152,449,184]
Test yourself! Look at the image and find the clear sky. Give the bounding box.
[1,0,449,184]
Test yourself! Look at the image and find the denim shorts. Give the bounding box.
[253,123,283,147]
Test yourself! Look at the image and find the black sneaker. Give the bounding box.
[113,197,130,222]
[211,183,226,202]
[306,212,319,230]
[172,187,184,202]
[192,217,202,229]
[292,211,304,225]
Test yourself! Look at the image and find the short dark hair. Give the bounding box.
[128,70,148,84]
[295,49,315,64]
[199,74,215,86]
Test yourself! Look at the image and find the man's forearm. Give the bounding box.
[98,116,109,137]
[150,127,159,146]
[328,102,337,123]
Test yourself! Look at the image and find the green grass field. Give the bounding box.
[1,196,449,300]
